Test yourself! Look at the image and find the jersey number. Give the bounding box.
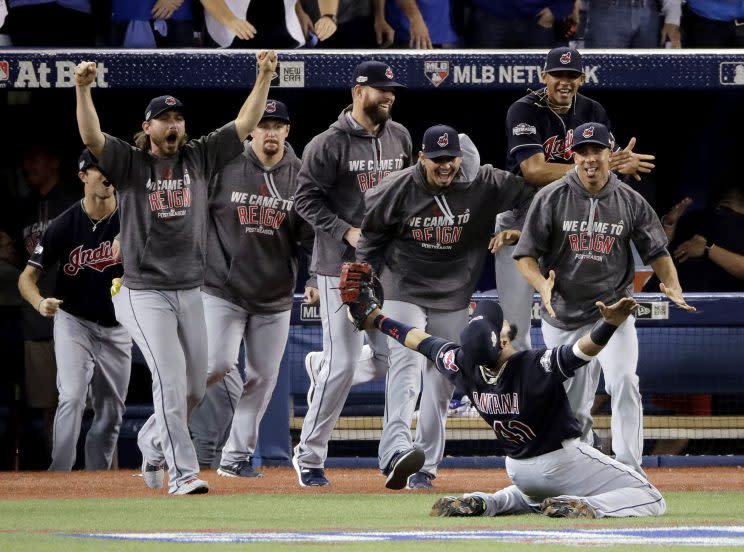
[492,420,536,444]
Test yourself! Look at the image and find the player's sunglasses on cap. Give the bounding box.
[573,122,612,149]
[352,60,405,88]
[422,124,462,159]
[144,95,186,121]
[261,99,291,123]
[459,317,502,368]
[78,149,100,171]
[544,46,583,76]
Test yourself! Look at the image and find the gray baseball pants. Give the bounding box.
[112,285,207,493]
[49,308,131,471]
[378,300,468,476]
[189,292,290,467]
[294,274,390,469]
[469,438,664,517]
[542,316,644,475]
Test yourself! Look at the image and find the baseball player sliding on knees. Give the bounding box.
[339,262,665,519]
[74,50,277,495]
[18,150,131,471]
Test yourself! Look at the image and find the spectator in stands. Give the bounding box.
[6,0,95,46]
[583,0,682,48]
[682,0,744,48]
[463,0,575,48]
[13,144,80,461]
[299,0,395,48]
[201,0,311,48]
[385,0,459,49]
[110,0,196,48]
[654,186,744,292]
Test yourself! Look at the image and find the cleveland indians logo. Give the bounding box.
[265,100,277,113]
[560,52,572,65]
[385,67,394,79]
[437,133,449,148]
[583,126,595,138]
[165,96,177,106]
[64,241,119,275]
[442,350,459,373]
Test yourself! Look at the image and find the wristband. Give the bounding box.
[37,298,45,312]
[374,314,413,346]
[589,319,618,346]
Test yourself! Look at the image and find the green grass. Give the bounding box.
[0,492,742,551]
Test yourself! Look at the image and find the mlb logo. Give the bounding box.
[0,61,9,82]
[424,61,449,87]
[719,62,744,85]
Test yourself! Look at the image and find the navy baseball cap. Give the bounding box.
[421,124,462,158]
[352,60,405,88]
[261,99,290,123]
[573,122,612,149]
[78,149,100,171]
[472,300,504,332]
[459,318,502,367]
[544,47,583,75]
[144,95,185,121]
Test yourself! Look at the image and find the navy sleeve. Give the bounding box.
[418,336,462,384]
[27,215,64,272]
[551,344,591,381]
[506,101,545,167]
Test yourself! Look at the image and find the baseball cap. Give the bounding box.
[421,124,462,159]
[544,46,583,75]
[78,149,100,171]
[472,300,504,332]
[573,122,612,149]
[144,95,185,121]
[261,99,290,123]
[352,60,405,88]
[459,318,502,367]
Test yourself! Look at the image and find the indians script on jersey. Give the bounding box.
[544,129,574,162]
[408,196,468,250]
[145,166,192,219]
[229,182,291,237]
[348,157,406,192]
[64,241,119,275]
[563,217,624,262]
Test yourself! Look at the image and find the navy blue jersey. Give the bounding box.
[28,200,122,327]
[506,91,611,174]
[422,337,585,458]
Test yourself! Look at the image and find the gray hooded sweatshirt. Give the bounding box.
[513,169,669,330]
[99,122,244,290]
[357,159,531,311]
[294,107,412,277]
[202,143,313,313]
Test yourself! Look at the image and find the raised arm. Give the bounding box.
[75,62,105,158]
[235,50,277,141]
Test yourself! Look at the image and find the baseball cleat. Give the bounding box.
[171,478,209,496]
[141,460,164,490]
[217,459,264,478]
[384,447,425,490]
[292,454,329,487]
[430,496,486,517]
[407,470,434,490]
[541,497,597,519]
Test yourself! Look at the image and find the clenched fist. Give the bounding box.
[256,50,278,74]
[75,62,97,87]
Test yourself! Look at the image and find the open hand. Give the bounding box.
[660,282,696,312]
[596,297,638,325]
[540,270,556,318]
[488,230,521,253]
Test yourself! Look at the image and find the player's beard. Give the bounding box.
[363,101,392,125]
[151,133,188,155]
[261,140,281,156]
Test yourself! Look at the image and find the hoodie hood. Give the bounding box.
[564,169,623,237]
